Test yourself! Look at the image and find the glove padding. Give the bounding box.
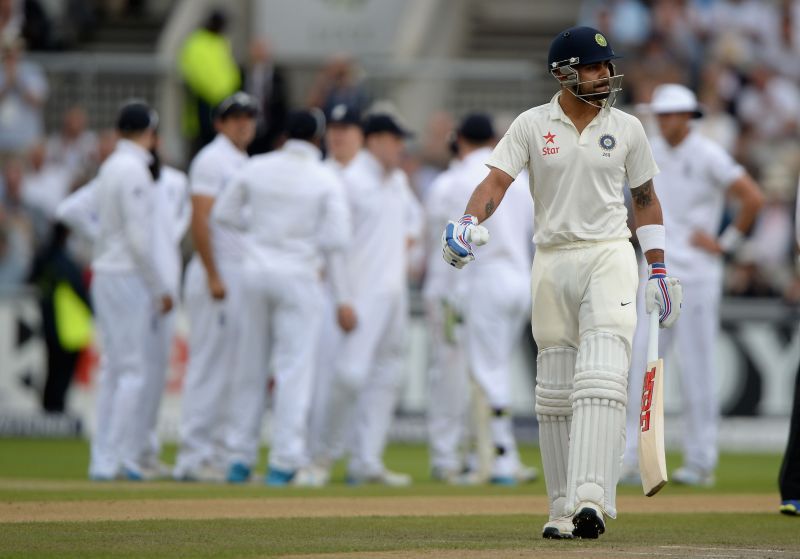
[645,262,683,329]
[441,214,490,269]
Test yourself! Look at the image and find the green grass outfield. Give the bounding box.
[0,439,796,558]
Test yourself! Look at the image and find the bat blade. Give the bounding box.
[638,356,667,496]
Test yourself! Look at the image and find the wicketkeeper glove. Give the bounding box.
[645,262,683,329]
[441,214,490,269]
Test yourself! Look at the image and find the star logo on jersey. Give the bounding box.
[541,131,560,156]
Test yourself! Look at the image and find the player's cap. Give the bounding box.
[328,103,361,126]
[649,84,703,118]
[116,100,159,133]
[457,113,495,143]
[214,92,259,120]
[287,108,326,141]
[548,25,622,72]
[363,113,413,138]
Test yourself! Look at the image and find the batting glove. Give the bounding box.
[441,214,490,269]
[645,262,683,329]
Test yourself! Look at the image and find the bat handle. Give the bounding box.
[647,310,659,363]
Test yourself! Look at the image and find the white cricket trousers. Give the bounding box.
[316,290,408,477]
[464,268,530,477]
[425,295,469,474]
[89,272,156,478]
[141,310,175,467]
[625,274,721,473]
[228,267,323,472]
[174,257,242,476]
[532,240,638,518]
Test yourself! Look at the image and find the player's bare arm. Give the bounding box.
[464,166,515,222]
[691,173,764,254]
[190,194,225,299]
[631,180,664,265]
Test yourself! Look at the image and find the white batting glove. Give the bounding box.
[645,262,683,329]
[441,214,490,269]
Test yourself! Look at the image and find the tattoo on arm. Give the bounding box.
[631,180,654,209]
[485,198,496,218]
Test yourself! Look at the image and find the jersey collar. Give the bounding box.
[283,139,322,159]
[548,91,609,130]
[116,139,153,165]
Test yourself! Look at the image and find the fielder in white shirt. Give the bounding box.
[212,109,351,486]
[621,84,763,487]
[86,101,173,480]
[443,27,683,540]
[312,111,423,486]
[57,158,191,479]
[308,103,362,464]
[446,114,537,486]
[174,92,258,482]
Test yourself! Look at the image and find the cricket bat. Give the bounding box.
[638,310,667,497]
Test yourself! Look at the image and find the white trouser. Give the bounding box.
[308,286,346,462]
[425,295,469,473]
[464,268,530,477]
[227,267,323,471]
[532,240,638,518]
[140,310,175,467]
[316,290,408,477]
[174,257,242,476]
[89,272,156,478]
[625,275,721,473]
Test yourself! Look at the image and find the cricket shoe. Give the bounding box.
[542,517,574,539]
[346,469,412,487]
[672,466,715,487]
[227,462,252,484]
[780,500,800,516]
[175,463,226,483]
[449,470,488,486]
[139,460,173,481]
[431,466,462,484]
[572,502,605,539]
[291,465,330,488]
[515,464,539,484]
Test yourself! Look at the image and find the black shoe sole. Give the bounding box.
[542,527,573,540]
[572,507,605,539]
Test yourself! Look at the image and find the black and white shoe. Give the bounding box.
[572,502,605,539]
[542,517,574,539]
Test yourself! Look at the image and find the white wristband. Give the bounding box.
[718,225,744,255]
[636,224,666,255]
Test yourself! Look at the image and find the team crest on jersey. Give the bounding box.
[542,131,559,156]
[599,134,616,151]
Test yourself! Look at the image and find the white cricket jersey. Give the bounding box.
[422,161,462,301]
[650,131,744,283]
[341,150,423,296]
[92,140,166,296]
[212,139,351,277]
[453,147,534,279]
[486,92,659,248]
[188,133,249,263]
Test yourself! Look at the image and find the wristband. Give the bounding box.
[648,262,667,278]
[717,225,744,255]
[636,224,665,255]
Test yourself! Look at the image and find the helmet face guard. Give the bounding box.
[550,57,624,108]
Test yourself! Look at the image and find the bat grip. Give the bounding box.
[647,310,659,363]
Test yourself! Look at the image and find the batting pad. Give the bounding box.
[535,346,576,520]
[566,332,629,519]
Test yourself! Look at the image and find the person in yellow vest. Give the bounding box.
[179,10,241,155]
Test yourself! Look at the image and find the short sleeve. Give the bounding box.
[485,114,530,180]
[189,154,223,197]
[625,117,660,189]
[704,142,745,190]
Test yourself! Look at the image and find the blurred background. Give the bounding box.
[1,0,799,452]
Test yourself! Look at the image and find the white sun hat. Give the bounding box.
[649,83,704,118]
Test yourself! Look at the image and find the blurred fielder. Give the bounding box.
[58,144,190,479]
[85,101,174,480]
[312,111,423,486]
[442,27,682,539]
[174,92,258,482]
[621,84,763,488]
[212,109,351,486]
